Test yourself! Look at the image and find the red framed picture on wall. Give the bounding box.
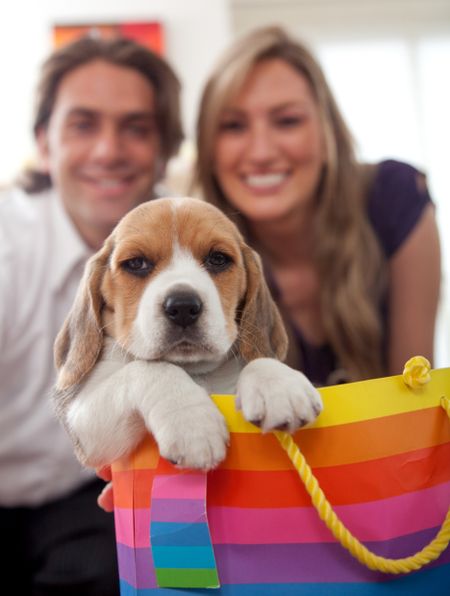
[52,21,164,55]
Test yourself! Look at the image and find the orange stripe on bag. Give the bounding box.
[221,406,450,470]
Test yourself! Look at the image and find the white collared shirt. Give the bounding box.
[0,187,95,506]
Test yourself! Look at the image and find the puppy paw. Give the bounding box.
[237,358,323,432]
[153,393,229,470]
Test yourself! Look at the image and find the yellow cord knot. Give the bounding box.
[402,355,431,389]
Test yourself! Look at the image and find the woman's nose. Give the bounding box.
[246,124,278,162]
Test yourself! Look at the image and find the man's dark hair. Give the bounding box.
[20,36,183,193]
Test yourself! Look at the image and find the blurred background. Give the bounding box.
[1,0,449,366]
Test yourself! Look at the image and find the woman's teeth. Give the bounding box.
[245,173,286,188]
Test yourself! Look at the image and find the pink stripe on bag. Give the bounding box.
[208,480,450,544]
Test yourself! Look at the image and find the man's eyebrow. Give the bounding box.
[122,111,157,121]
[65,108,157,120]
[65,107,97,118]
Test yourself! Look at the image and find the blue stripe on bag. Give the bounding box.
[120,561,450,595]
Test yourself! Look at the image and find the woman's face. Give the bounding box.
[213,58,325,224]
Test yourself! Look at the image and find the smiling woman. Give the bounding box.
[193,25,442,386]
[213,58,325,224]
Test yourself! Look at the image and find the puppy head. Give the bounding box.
[54,197,287,390]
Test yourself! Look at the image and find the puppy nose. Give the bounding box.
[163,292,203,328]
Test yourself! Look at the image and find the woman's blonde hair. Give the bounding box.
[193,26,386,381]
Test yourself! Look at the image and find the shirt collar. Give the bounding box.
[49,191,93,293]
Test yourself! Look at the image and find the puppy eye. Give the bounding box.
[204,251,232,273]
[121,257,153,277]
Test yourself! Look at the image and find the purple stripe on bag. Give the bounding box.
[214,528,450,584]
[151,497,207,523]
[116,526,450,589]
[117,543,157,589]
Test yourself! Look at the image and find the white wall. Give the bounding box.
[0,0,232,184]
[231,0,450,39]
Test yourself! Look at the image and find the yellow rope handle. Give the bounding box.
[275,389,450,574]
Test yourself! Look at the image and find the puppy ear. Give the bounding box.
[237,245,288,362]
[54,238,113,391]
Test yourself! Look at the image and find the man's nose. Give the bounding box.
[91,126,124,162]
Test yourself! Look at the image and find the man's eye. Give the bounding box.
[204,251,232,273]
[121,257,154,277]
[126,123,154,138]
[70,120,94,132]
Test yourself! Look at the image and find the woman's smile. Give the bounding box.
[214,58,325,223]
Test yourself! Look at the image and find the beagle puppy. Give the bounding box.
[53,197,322,471]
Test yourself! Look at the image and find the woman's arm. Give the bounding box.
[387,204,441,374]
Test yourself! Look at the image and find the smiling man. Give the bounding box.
[0,37,182,595]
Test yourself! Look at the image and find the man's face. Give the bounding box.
[38,59,162,248]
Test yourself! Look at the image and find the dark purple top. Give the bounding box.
[278,160,432,386]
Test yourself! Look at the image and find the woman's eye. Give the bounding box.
[275,115,305,128]
[121,257,154,277]
[218,120,245,133]
[204,251,232,273]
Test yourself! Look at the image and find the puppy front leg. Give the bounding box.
[60,359,151,468]
[134,362,229,470]
[62,359,228,470]
[237,358,323,432]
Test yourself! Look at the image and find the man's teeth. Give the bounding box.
[245,173,286,188]
[97,179,124,188]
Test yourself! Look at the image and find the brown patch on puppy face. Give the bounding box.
[100,200,176,347]
[172,197,287,361]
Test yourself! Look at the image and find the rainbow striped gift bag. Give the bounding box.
[111,364,450,595]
